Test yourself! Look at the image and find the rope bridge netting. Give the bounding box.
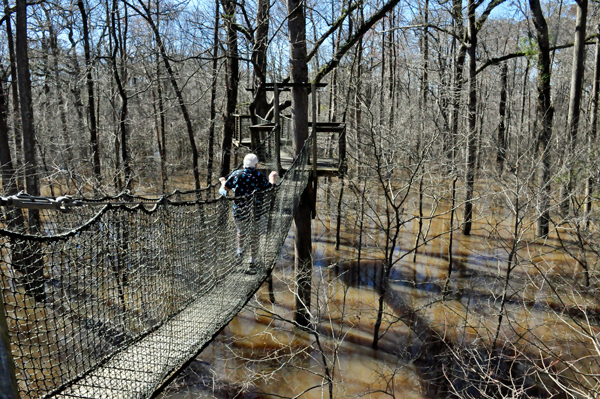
[0,132,312,399]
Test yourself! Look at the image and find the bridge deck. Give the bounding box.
[55,268,268,399]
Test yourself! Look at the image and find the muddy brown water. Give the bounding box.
[158,189,599,398]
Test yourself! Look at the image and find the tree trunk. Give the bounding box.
[111,0,131,190]
[287,0,312,329]
[328,0,345,124]
[497,63,508,172]
[249,0,269,131]
[414,0,428,259]
[462,0,477,235]
[152,52,167,191]
[561,0,588,214]
[353,7,364,163]
[586,21,600,221]
[16,0,45,302]
[45,13,73,168]
[460,0,508,233]
[220,0,239,176]
[448,57,467,169]
[207,0,219,185]
[444,177,458,294]
[421,0,429,105]
[4,0,23,191]
[529,0,554,238]
[66,24,87,174]
[449,0,466,169]
[16,0,39,198]
[387,10,397,129]
[150,0,167,191]
[0,76,18,197]
[78,0,101,184]
[379,17,386,126]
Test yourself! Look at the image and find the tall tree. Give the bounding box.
[496,63,508,172]
[287,0,312,329]
[43,6,73,166]
[15,0,45,302]
[462,0,477,235]
[66,20,88,169]
[329,0,346,124]
[462,0,506,235]
[220,0,239,176]
[206,0,219,186]
[78,0,101,184]
[249,0,270,124]
[529,0,554,238]
[110,0,131,190]
[152,48,167,191]
[15,0,39,198]
[0,70,18,197]
[448,0,466,168]
[586,21,600,220]
[561,0,588,214]
[3,0,23,191]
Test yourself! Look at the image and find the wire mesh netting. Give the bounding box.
[0,134,312,399]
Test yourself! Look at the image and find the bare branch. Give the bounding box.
[313,0,401,83]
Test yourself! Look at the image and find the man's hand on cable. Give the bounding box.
[219,177,229,196]
[269,171,278,185]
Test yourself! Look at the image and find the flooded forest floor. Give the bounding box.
[159,177,600,398]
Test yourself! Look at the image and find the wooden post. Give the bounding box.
[0,295,20,399]
[311,83,317,178]
[274,83,282,173]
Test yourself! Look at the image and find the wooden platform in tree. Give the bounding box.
[280,152,339,177]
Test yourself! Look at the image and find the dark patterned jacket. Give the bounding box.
[224,167,272,217]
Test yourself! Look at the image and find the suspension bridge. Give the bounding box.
[0,83,347,399]
[0,126,339,399]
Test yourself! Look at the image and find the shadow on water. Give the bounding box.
[329,259,443,294]
[323,255,557,398]
[380,286,553,398]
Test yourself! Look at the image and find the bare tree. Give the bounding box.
[109,0,131,190]
[287,0,312,329]
[15,0,39,198]
[586,20,600,220]
[220,0,239,177]
[206,0,219,186]
[3,0,23,191]
[462,0,507,235]
[529,0,554,238]
[560,0,588,214]
[78,0,101,185]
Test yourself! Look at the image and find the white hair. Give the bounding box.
[244,153,259,168]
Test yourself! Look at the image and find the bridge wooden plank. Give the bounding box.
[54,269,265,399]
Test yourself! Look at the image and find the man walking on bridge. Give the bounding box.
[219,153,278,274]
